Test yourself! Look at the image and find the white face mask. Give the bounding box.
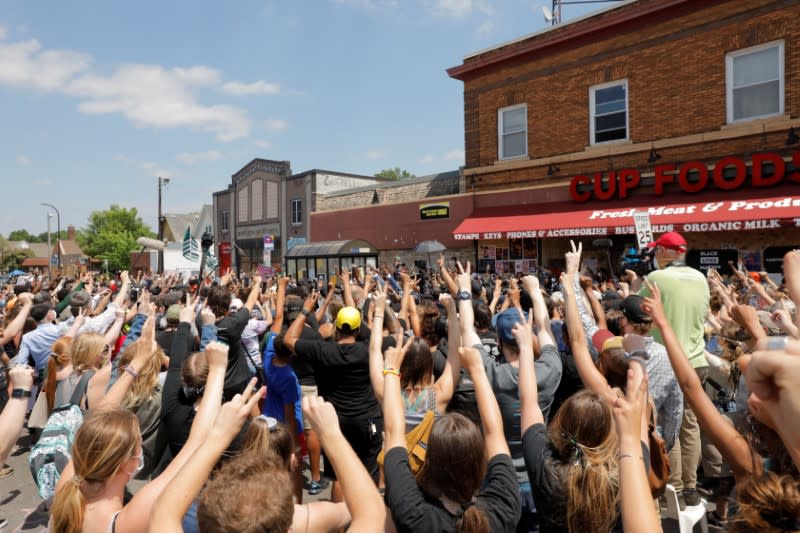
[127,451,144,480]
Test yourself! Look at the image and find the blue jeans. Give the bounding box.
[517,482,539,533]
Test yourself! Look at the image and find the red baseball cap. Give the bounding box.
[647,231,687,252]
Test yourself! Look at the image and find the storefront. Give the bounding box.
[453,151,800,276]
[284,239,378,281]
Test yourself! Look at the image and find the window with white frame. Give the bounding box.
[727,40,784,123]
[498,104,527,160]
[291,199,302,225]
[590,80,628,144]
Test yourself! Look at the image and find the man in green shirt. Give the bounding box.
[639,231,709,508]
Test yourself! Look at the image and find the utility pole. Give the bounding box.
[41,203,61,269]
[46,213,52,278]
[158,177,170,274]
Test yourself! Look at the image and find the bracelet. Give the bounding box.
[300,309,310,317]
[382,368,401,377]
[618,453,645,462]
[123,365,139,379]
[374,314,384,319]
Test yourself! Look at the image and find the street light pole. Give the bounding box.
[46,213,52,278]
[40,203,61,269]
[157,177,170,274]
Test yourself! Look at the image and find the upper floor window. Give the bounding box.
[590,80,628,144]
[291,199,302,225]
[251,179,263,220]
[498,104,527,160]
[726,40,784,123]
[220,210,229,231]
[237,189,248,223]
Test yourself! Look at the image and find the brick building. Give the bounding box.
[310,171,476,268]
[213,159,387,273]
[447,0,800,275]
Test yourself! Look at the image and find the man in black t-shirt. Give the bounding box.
[284,295,382,503]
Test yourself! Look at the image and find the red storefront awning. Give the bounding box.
[453,193,800,240]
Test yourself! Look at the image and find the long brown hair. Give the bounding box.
[50,408,140,533]
[399,337,434,390]
[242,417,294,471]
[547,390,619,533]
[46,337,73,411]
[417,412,491,533]
[731,472,800,533]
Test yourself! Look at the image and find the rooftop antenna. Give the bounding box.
[544,0,627,26]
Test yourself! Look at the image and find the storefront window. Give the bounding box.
[477,238,538,275]
[316,258,326,280]
[286,259,297,279]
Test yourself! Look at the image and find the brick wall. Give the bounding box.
[456,0,800,191]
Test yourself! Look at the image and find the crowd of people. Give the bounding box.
[0,230,799,532]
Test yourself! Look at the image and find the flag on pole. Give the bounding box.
[206,250,218,270]
[182,226,199,261]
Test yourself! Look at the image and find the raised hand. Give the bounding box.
[205,341,230,370]
[384,336,414,370]
[211,377,264,442]
[565,240,582,276]
[302,395,342,441]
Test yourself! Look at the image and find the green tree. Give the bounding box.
[37,230,69,243]
[8,229,42,242]
[0,248,34,271]
[79,205,156,272]
[375,167,416,180]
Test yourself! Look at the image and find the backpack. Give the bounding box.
[28,370,94,500]
[377,409,436,478]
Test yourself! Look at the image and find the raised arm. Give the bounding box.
[562,242,615,404]
[433,293,460,411]
[642,278,760,481]
[150,381,262,533]
[304,396,385,533]
[515,312,544,434]
[243,275,262,311]
[96,316,158,410]
[383,338,413,450]
[369,284,389,403]
[459,345,509,458]
[613,368,659,533]
[340,267,355,308]
[456,262,481,347]
[112,271,131,309]
[523,276,554,349]
[270,277,290,334]
[437,254,458,296]
[0,366,35,466]
[283,291,320,354]
[0,293,32,344]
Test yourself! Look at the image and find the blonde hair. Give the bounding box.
[548,390,620,533]
[70,332,108,372]
[117,340,163,408]
[50,408,140,533]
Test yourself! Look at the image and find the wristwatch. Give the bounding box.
[300,309,310,317]
[11,388,32,398]
[457,290,471,301]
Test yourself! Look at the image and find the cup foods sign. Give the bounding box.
[569,151,799,202]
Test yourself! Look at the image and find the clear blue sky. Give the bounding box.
[0,0,605,237]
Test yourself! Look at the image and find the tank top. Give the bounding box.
[402,386,438,432]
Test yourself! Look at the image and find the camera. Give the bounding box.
[620,247,653,277]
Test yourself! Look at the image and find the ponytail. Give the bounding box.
[50,479,86,533]
[45,355,58,412]
[456,505,490,533]
[566,461,619,533]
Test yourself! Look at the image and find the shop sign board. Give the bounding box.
[632,212,653,250]
[686,249,738,276]
[764,246,800,274]
[420,202,450,220]
[569,150,800,202]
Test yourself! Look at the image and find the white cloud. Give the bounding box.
[420,154,435,164]
[264,118,288,131]
[0,25,7,40]
[365,150,385,160]
[0,39,91,91]
[177,150,222,165]
[113,154,172,179]
[477,18,494,35]
[432,0,473,17]
[222,80,281,95]
[444,149,465,162]
[65,64,250,141]
[254,139,273,149]
[16,155,31,166]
